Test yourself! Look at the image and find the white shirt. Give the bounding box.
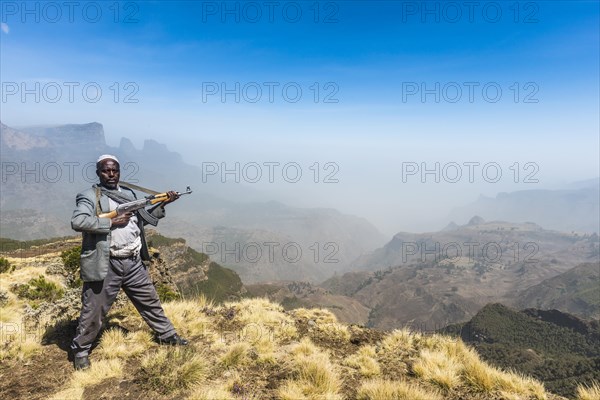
[108,191,142,258]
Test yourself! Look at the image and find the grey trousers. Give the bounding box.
[71,256,176,357]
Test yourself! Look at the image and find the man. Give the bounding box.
[70,154,188,370]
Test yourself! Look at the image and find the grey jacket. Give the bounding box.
[71,184,165,282]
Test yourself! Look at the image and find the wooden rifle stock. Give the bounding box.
[97,187,192,219]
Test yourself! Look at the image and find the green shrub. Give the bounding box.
[156,283,181,303]
[11,275,64,305]
[0,257,14,274]
[60,246,82,287]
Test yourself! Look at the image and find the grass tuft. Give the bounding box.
[356,378,443,400]
[344,345,381,377]
[188,385,235,400]
[376,329,415,378]
[279,341,342,400]
[461,344,547,398]
[0,335,43,361]
[71,358,123,388]
[160,297,215,340]
[411,348,462,390]
[50,359,124,400]
[216,297,298,362]
[291,307,350,343]
[138,347,208,394]
[219,342,251,368]
[0,301,42,361]
[577,381,600,400]
[97,329,153,359]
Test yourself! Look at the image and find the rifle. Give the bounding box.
[98,186,193,219]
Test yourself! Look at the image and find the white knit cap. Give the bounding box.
[96,154,119,164]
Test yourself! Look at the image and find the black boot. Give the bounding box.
[158,333,189,346]
[73,355,91,370]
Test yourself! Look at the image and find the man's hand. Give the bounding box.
[111,212,133,228]
[160,191,180,208]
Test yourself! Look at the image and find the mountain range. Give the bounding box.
[0,121,386,282]
[449,183,599,233]
[247,219,599,330]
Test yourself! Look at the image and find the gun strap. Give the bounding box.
[99,185,160,226]
[95,186,102,216]
[120,182,161,196]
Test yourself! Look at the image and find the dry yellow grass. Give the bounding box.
[376,329,415,378]
[1,268,556,400]
[0,268,48,361]
[291,307,350,343]
[577,381,600,400]
[418,333,462,353]
[115,296,216,343]
[188,385,236,400]
[462,350,498,392]
[290,337,321,357]
[216,298,299,363]
[0,264,64,291]
[48,387,84,400]
[3,241,561,400]
[279,339,342,400]
[187,370,243,399]
[496,371,547,399]
[412,348,462,390]
[380,328,418,355]
[434,335,471,359]
[161,297,216,340]
[50,359,124,400]
[138,347,208,394]
[0,301,21,324]
[344,345,380,377]
[0,334,43,361]
[219,341,251,368]
[223,297,298,343]
[356,378,443,400]
[97,328,153,359]
[375,328,548,399]
[459,343,547,399]
[71,358,124,388]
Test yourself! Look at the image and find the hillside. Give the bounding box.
[2,236,592,400]
[320,219,599,329]
[441,303,600,399]
[513,263,600,319]
[145,231,245,302]
[321,264,483,330]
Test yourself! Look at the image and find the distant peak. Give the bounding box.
[143,139,168,152]
[468,216,485,226]
[119,137,137,152]
[442,221,459,231]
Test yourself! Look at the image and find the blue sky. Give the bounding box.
[1,1,599,233]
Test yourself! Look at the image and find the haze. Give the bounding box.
[1,1,598,236]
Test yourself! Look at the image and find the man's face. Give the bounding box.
[96,160,120,189]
